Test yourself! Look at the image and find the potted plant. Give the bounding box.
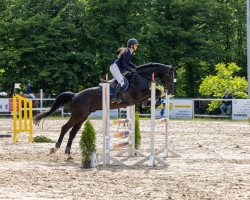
[79,118,96,168]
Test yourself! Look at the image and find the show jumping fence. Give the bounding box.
[13,95,33,143]
[99,82,145,167]
[133,78,180,167]
[100,75,180,167]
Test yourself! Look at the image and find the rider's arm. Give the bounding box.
[129,62,137,69]
[122,49,133,71]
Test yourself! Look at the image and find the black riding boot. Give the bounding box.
[111,83,122,103]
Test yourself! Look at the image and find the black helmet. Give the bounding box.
[127,38,139,47]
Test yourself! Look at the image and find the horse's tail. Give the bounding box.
[33,92,75,125]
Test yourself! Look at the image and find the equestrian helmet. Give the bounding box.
[127,38,139,47]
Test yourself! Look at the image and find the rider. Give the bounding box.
[26,81,35,99]
[110,38,139,103]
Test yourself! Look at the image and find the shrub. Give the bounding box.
[79,118,96,161]
[33,136,54,143]
[135,112,141,149]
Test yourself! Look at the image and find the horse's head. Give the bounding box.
[157,64,176,95]
[137,63,175,95]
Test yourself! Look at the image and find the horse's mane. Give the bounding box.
[137,62,172,70]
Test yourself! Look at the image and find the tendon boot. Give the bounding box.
[111,83,122,103]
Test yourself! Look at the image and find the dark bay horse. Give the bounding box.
[34,63,175,157]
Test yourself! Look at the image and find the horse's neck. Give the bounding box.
[139,68,160,79]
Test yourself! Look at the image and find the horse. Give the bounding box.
[34,62,176,158]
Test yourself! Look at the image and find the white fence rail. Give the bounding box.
[1,97,249,120]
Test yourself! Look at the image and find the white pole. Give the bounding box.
[163,94,170,158]
[131,106,135,152]
[247,0,250,98]
[148,82,156,167]
[102,83,110,167]
[40,89,43,114]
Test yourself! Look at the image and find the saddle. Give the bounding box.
[99,77,130,91]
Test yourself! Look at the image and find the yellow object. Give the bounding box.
[157,103,173,109]
[13,95,33,143]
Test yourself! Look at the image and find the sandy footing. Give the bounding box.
[0,119,249,200]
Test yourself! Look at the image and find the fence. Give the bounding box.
[1,97,249,120]
[13,95,33,143]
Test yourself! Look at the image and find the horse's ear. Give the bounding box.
[170,65,177,71]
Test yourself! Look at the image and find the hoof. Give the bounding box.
[50,147,58,154]
[66,155,73,160]
[64,153,73,161]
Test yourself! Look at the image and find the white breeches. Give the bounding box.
[110,63,124,87]
[28,93,35,99]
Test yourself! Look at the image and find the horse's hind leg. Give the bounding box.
[65,115,89,158]
[50,117,76,154]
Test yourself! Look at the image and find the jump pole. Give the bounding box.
[115,105,145,158]
[134,75,168,167]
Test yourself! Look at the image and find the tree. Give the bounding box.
[199,62,248,110]
[0,0,247,98]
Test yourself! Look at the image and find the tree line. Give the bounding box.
[0,0,247,97]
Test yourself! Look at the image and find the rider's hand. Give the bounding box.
[130,68,136,73]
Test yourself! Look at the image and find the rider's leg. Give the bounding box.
[226,105,232,114]
[28,93,35,99]
[110,64,124,101]
[220,104,226,115]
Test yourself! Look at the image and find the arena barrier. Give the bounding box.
[134,78,180,167]
[99,82,145,167]
[13,95,33,143]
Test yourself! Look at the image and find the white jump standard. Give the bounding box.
[134,81,168,167]
[156,94,180,158]
[100,82,145,167]
[134,76,180,167]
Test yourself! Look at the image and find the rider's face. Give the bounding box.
[133,44,139,51]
